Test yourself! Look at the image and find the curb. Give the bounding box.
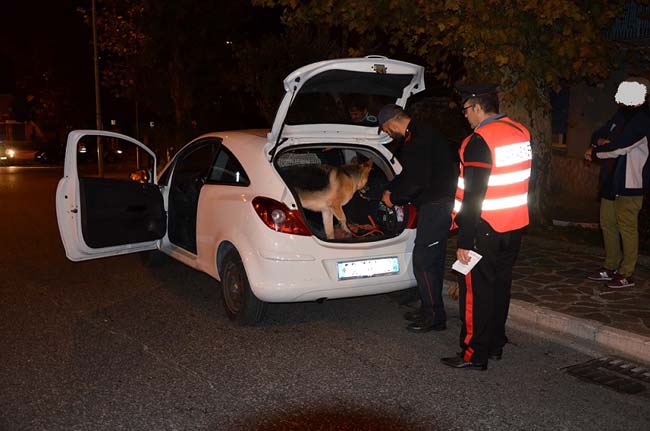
[442,279,650,365]
[508,300,650,365]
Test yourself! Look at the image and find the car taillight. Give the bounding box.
[252,197,312,236]
[405,203,418,229]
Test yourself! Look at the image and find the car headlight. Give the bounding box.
[7,149,15,157]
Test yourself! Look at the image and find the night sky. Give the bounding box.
[1,1,282,130]
[1,1,92,93]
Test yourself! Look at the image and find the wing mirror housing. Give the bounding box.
[129,168,151,184]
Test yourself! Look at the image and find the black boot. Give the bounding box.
[441,355,487,371]
[403,308,423,321]
[406,316,446,333]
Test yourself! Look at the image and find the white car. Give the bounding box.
[56,56,425,324]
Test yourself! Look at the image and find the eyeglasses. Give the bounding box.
[461,104,476,114]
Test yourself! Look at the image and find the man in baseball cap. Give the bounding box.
[377,104,406,134]
[378,102,458,334]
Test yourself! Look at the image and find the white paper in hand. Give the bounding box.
[452,250,483,275]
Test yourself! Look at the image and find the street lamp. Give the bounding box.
[92,0,104,176]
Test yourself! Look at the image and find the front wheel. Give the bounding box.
[221,250,267,325]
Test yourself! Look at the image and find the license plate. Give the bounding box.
[337,257,399,280]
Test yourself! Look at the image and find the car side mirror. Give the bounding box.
[129,168,151,184]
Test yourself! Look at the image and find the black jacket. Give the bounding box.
[591,105,650,199]
[387,119,458,207]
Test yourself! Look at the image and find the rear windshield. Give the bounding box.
[284,70,414,127]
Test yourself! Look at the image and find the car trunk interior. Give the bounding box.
[275,145,412,243]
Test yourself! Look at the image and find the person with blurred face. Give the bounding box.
[585,77,650,289]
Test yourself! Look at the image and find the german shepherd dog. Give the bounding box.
[289,160,374,239]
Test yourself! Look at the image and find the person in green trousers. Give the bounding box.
[585,77,650,288]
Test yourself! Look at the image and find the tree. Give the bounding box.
[78,0,168,137]
[79,0,260,146]
[254,0,642,223]
[235,27,345,124]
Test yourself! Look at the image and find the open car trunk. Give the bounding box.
[275,145,413,243]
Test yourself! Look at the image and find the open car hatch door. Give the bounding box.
[265,56,425,160]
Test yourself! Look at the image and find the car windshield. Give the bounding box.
[284,70,414,127]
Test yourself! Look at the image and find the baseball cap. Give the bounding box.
[377,104,404,133]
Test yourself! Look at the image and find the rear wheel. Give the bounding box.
[221,250,266,325]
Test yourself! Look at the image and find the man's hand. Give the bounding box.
[381,190,394,208]
[584,147,593,162]
[596,138,610,146]
[457,248,471,265]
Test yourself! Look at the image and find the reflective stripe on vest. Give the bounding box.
[457,168,531,189]
[454,193,528,212]
[494,141,532,167]
[454,117,531,232]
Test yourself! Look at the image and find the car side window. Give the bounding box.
[207,147,250,186]
[171,138,221,182]
[76,135,155,182]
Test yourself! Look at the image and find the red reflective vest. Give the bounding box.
[453,116,532,233]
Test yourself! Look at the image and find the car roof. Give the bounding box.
[192,129,271,172]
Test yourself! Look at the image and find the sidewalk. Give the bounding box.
[444,235,650,364]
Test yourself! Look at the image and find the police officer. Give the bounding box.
[441,84,532,370]
[378,104,458,333]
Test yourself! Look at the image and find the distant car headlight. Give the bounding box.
[7,149,15,157]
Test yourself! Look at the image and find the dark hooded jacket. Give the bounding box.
[591,104,650,199]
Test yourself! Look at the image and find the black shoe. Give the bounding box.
[441,355,487,371]
[403,309,423,321]
[406,318,446,333]
[488,347,503,360]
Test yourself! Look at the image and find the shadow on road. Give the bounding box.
[231,404,431,431]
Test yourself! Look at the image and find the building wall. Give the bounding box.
[550,154,599,200]
[565,70,627,159]
[0,94,12,119]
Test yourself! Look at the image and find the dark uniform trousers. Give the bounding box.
[413,200,454,324]
[459,221,523,363]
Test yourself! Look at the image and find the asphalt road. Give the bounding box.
[1,165,649,431]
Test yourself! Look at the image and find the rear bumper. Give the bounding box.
[243,230,417,302]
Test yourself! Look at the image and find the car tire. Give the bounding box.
[221,250,266,325]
